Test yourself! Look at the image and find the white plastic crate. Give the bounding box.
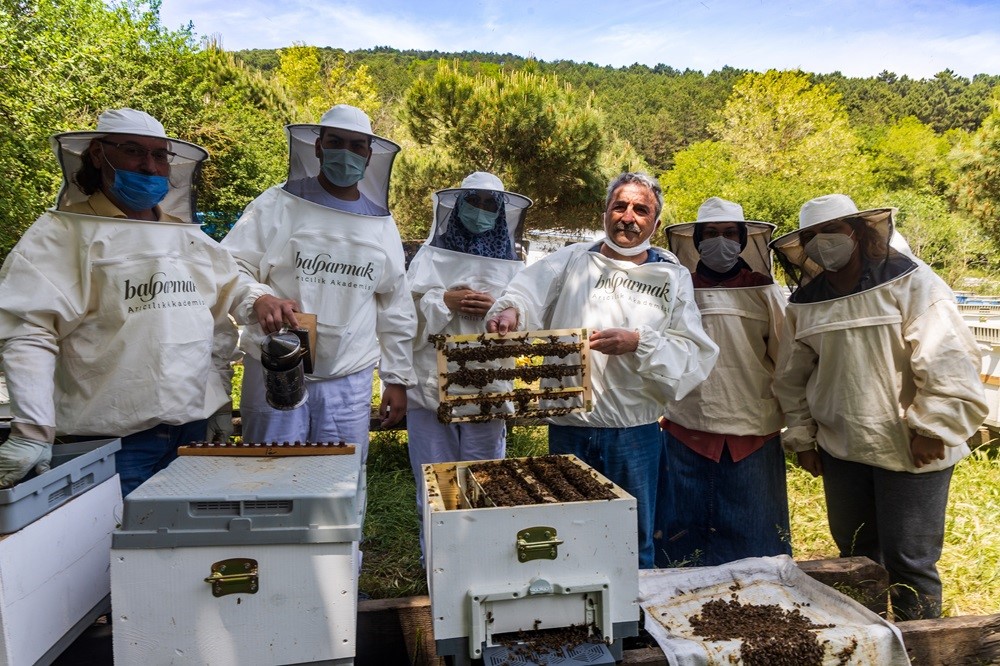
[0,438,120,534]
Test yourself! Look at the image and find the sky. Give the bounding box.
[157,0,1000,80]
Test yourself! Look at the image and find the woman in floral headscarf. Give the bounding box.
[405,172,531,559]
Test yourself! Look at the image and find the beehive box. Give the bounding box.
[111,448,365,665]
[423,455,639,662]
[0,474,120,666]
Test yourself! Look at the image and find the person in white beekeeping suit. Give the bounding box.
[655,197,791,567]
[221,104,416,459]
[770,193,988,620]
[406,171,531,557]
[0,108,297,495]
[486,172,719,569]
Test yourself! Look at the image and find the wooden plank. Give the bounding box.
[898,614,1000,666]
[177,442,356,456]
[797,556,890,615]
[357,596,443,666]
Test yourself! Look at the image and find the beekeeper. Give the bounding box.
[656,197,790,568]
[771,193,988,619]
[406,172,531,555]
[486,172,718,568]
[0,108,297,494]
[222,104,416,458]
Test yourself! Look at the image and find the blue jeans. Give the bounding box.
[819,448,953,620]
[117,420,207,496]
[548,423,660,569]
[656,432,791,568]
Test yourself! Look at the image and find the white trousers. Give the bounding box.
[406,407,506,557]
[240,356,374,460]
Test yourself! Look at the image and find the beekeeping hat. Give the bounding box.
[284,104,400,213]
[50,108,208,222]
[769,194,897,284]
[666,197,775,276]
[427,172,532,260]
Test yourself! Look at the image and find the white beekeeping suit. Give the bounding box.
[491,241,718,428]
[222,105,416,456]
[0,109,272,488]
[663,208,785,437]
[405,172,531,558]
[771,197,986,472]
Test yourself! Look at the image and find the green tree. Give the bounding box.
[400,62,643,232]
[0,0,200,259]
[663,70,872,233]
[953,93,1000,243]
[277,43,380,122]
[867,116,955,196]
[891,190,996,286]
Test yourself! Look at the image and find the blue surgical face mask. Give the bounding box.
[109,168,169,212]
[321,148,367,187]
[458,203,499,234]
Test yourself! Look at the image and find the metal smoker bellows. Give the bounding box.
[260,330,310,411]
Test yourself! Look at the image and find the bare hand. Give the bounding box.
[253,295,299,334]
[589,328,640,355]
[910,433,946,469]
[379,383,407,428]
[443,289,496,316]
[486,307,518,336]
[796,449,823,477]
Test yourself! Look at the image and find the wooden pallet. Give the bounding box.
[432,328,592,424]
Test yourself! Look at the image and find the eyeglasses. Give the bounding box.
[100,140,176,164]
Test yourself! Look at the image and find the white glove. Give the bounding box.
[206,411,235,443]
[0,435,52,488]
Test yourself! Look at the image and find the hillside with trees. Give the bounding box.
[4,0,1000,288]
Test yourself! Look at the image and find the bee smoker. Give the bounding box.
[260,329,312,411]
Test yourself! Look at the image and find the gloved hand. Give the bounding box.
[0,435,53,488]
[206,410,235,443]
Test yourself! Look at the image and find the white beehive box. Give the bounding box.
[0,474,120,666]
[423,455,640,662]
[111,449,365,666]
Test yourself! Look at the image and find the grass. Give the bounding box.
[359,424,1000,617]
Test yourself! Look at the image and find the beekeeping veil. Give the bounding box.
[769,194,905,291]
[50,108,208,222]
[666,197,775,279]
[284,104,400,212]
[426,172,532,260]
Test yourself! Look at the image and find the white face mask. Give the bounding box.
[698,237,742,273]
[804,231,857,272]
[603,235,651,257]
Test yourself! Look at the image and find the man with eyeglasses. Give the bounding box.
[0,108,298,494]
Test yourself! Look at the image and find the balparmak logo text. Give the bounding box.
[295,251,375,280]
[124,272,198,303]
[595,270,672,300]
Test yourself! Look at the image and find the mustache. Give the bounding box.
[615,222,641,234]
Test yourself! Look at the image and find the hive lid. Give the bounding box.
[113,452,365,549]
